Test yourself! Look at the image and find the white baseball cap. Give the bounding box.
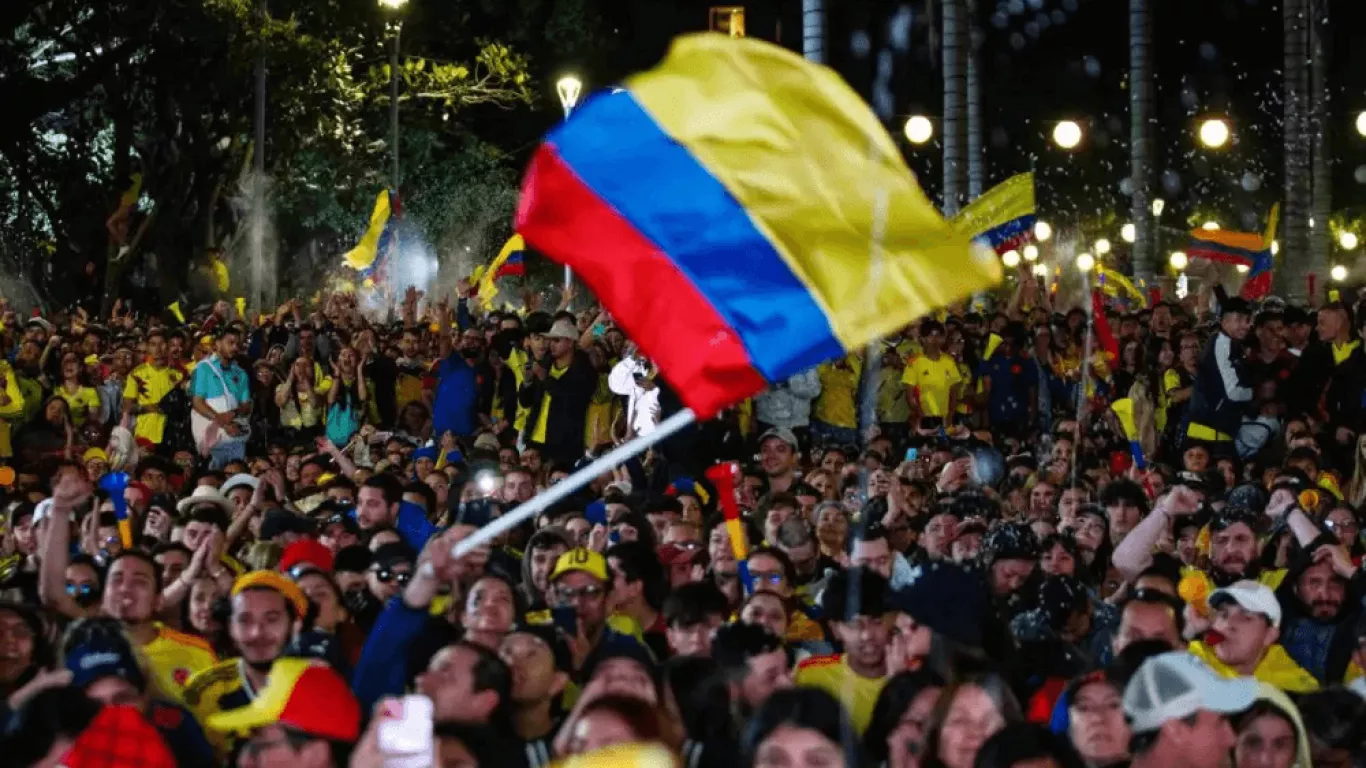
[1208,580,1282,628]
[1123,651,1258,733]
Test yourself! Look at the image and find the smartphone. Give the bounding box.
[551,604,578,637]
[376,694,434,767]
[904,447,919,462]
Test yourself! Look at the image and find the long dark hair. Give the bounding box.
[920,672,1024,768]
[864,669,947,764]
[743,687,865,767]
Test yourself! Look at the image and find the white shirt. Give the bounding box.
[608,358,660,437]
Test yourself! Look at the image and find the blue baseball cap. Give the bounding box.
[65,638,147,691]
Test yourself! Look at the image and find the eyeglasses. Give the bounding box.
[554,584,606,601]
[372,568,412,585]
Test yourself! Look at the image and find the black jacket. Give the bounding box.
[1185,330,1254,438]
[518,350,597,465]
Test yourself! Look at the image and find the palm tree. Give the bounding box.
[1282,0,1311,301]
[1129,0,1155,283]
[1308,0,1330,284]
[941,0,968,215]
[966,0,984,199]
[801,0,824,64]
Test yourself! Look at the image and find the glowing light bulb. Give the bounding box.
[1023,244,1040,261]
[1198,118,1230,149]
[1121,223,1136,243]
[904,115,934,145]
[1076,252,1095,272]
[1095,238,1112,255]
[1339,232,1358,250]
[1053,121,1083,149]
[1169,251,1188,270]
[1034,221,1053,242]
[1331,264,1348,282]
[1002,250,1021,267]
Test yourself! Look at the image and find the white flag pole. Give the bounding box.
[450,408,698,559]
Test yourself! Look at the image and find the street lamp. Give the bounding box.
[904,115,934,145]
[1121,223,1136,243]
[1002,250,1020,267]
[1076,252,1095,272]
[1022,244,1039,261]
[556,73,584,292]
[1034,221,1053,242]
[1331,264,1348,282]
[379,0,408,191]
[1198,118,1230,149]
[1339,231,1359,250]
[556,75,583,119]
[1169,251,1188,270]
[1095,238,1112,255]
[1052,120,1083,150]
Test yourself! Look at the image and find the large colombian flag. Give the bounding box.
[951,172,1036,255]
[516,34,1000,418]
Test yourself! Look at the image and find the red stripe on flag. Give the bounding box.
[516,145,767,418]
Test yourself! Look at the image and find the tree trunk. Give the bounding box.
[801,0,824,64]
[1281,0,1311,302]
[1308,0,1330,288]
[1129,0,1156,283]
[941,0,968,215]
[966,0,983,199]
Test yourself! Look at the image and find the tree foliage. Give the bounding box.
[0,0,605,311]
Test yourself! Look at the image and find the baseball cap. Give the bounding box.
[208,658,361,742]
[1123,651,1257,733]
[549,548,609,582]
[758,427,799,450]
[1207,580,1282,627]
[656,543,703,567]
[65,638,147,691]
[232,570,310,618]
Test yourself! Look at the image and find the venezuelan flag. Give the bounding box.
[343,189,400,279]
[950,172,1037,255]
[516,34,997,418]
[1186,205,1277,299]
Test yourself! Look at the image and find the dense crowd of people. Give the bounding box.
[0,277,1365,768]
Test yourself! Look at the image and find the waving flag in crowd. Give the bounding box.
[515,33,998,418]
[950,172,1037,255]
[342,189,400,281]
[478,233,528,309]
[1186,204,1278,299]
[1097,265,1148,308]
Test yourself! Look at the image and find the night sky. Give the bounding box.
[587,0,1366,240]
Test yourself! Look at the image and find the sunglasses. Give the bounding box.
[372,567,412,585]
[66,582,99,598]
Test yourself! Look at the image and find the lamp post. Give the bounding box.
[557,74,584,291]
[379,0,407,192]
